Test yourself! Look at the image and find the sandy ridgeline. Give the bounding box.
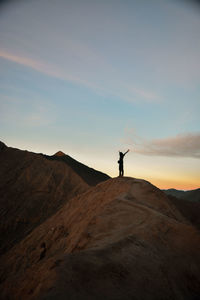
[0,142,200,300]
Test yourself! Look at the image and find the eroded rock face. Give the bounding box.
[1,177,200,300]
[0,143,89,255]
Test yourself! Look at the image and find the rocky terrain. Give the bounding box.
[0,142,200,300]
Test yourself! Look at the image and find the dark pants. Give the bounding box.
[119,163,124,176]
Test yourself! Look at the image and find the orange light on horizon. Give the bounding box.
[145,176,200,191]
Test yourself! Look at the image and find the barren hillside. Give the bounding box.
[0,141,90,255]
[1,176,200,300]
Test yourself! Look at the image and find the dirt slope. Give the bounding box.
[0,141,89,255]
[168,195,200,230]
[1,177,200,300]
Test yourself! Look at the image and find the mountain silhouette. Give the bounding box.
[164,188,200,202]
[0,142,200,300]
[163,188,200,230]
[0,142,108,255]
[44,150,110,186]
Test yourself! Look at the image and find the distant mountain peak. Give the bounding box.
[54,151,66,157]
[48,151,110,186]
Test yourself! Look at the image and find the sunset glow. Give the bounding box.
[0,0,200,190]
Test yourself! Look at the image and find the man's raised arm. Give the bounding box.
[124,149,130,156]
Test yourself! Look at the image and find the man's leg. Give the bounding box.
[119,164,122,176]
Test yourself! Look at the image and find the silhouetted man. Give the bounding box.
[118,149,129,176]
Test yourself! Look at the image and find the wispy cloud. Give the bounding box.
[123,84,159,102]
[126,131,200,159]
[0,49,158,103]
[0,50,98,89]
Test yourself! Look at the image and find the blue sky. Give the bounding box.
[0,0,200,189]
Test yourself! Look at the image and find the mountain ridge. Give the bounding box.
[163,188,200,202]
[44,151,110,186]
[0,141,109,255]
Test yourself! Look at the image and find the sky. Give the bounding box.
[0,0,200,190]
